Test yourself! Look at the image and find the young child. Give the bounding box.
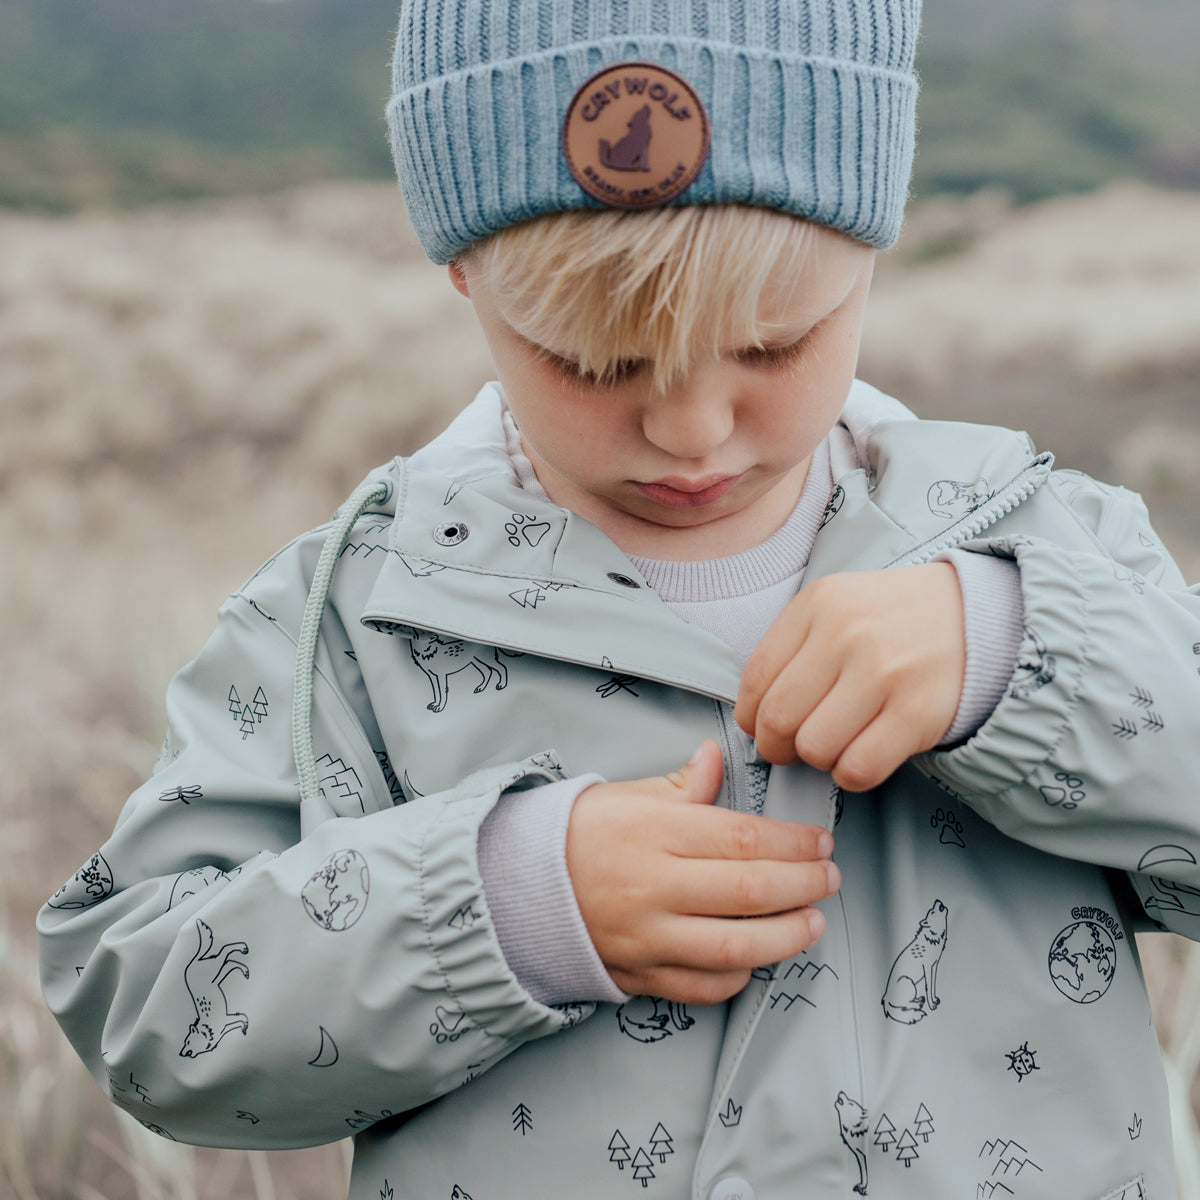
[39,2,1200,1197]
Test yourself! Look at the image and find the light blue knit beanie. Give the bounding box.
[387,0,922,263]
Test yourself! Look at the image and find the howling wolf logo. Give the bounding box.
[835,1092,870,1195]
[599,105,653,172]
[881,900,949,1024]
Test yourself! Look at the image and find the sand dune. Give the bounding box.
[2,180,1198,1199]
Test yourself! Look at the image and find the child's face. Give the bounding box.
[452,226,875,559]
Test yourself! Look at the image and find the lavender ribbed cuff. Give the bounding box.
[477,775,629,1006]
[938,549,1025,745]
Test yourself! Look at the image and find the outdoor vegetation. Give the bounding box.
[1,0,1199,1196]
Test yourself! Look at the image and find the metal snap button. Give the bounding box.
[433,521,469,546]
[606,571,640,588]
[709,1177,755,1200]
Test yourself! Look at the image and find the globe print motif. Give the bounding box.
[1047,920,1116,1003]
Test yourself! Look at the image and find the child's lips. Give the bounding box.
[633,473,744,509]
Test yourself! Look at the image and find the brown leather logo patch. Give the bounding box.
[562,62,710,209]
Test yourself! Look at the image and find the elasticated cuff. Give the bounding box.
[937,549,1025,746]
[477,776,629,1006]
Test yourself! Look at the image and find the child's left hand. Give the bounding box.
[735,563,966,791]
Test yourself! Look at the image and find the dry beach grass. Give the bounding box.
[2,181,1199,1198]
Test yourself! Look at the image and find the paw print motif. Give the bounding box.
[1038,772,1086,810]
[505,513,552,549]
[1113,564,1146,594]
[931,808,965,847]
[430,1004,467,1045]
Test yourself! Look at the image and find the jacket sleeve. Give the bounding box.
[915,468,1200,939]
[37,537,591,1151]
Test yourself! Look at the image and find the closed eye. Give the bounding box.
[536,346,649,387]
[731,334,814,373]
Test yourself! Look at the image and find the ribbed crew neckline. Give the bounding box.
[627,439,834,602]
[501,404,835,604]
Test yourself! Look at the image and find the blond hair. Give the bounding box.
[462,204,826,391]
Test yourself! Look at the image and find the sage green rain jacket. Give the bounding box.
[40,381,1200,1200]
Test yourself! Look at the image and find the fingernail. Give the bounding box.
[807,909,826,941]
[817,831,834,858]
[826,862,841,895]
[687,743,706,766]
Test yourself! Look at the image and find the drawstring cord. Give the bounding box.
[292,480,389,804]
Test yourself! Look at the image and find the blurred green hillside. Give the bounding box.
[0,0,1197,210]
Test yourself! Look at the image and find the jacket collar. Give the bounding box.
[358,381,1051,702]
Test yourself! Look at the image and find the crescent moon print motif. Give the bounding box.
[308,1025,340,1067]
[301,849,371,932]
[48,852,114,909]
[1138,844,1198,871]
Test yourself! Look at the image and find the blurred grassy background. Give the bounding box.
[1,0,1199,1197]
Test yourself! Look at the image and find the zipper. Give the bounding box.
[884,451,1054,569]
[715,700,755,814]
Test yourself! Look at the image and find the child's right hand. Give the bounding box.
[565,740,839,1005]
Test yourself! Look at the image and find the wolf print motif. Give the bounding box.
[48,852,114,909]
[835,1092,870,1195]
[408,631,515,713]
[179,919,250,1058]
[167,865,229,911]
[882,900,949,1024]
[1010,628,1057,699]
[927,478,991,520]
[615,995,694,1044]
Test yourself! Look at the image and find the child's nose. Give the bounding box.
[641,383,734,460]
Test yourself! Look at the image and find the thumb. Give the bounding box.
[661,740,725,805]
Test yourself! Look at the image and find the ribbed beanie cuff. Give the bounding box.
[388,1,921,263]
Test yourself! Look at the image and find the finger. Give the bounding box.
[735,592,815,733]
[658,907,829,974]
[659,739,725,805]
[791,670,886,772]
[659,803,834,864]
[609,963,755,1007]
[830,707,927,792]
[746,648,841,765]
[662,856,840,919]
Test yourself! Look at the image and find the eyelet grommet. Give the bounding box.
[433,521,469,546]
[606,571,640,589]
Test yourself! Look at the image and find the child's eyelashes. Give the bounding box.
[731,336,813,373]
[532,335,812,385]
[537,348,649,386]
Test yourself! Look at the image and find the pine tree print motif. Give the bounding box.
[896,1128,919,1168]
[512,1102,533,1136]
[630,1148,655,1188]
[608,1130,631,1170]
[913,1104,934,1143]
[648,1123,674,1163]
[229,684,269,739]
[874,1114,897,1152]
